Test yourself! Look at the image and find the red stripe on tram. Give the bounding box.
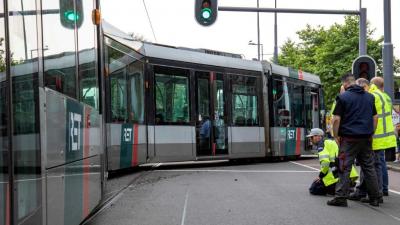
[132,124,139,167]
[212,143,216,156]
[295,128,302,155]
[83,107,91,217]
[6,183,10,225]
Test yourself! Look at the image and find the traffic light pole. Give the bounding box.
[359,8,367,55]
[383,0,394,100]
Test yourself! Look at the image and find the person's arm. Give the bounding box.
[332,98,343,138]
[373,115,378,132]
[332,115,341,137]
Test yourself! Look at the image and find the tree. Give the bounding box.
[277,16,389,107]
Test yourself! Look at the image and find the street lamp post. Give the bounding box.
[274,0,278,64]
[256,0,260,62]
[249,40,264,61]
[383,0,394,100]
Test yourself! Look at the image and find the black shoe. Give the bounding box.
[361,197,383,204]
[369,199,380,207]
[327,197,348,207]
[348,193,365,201]
[383,192,389,196]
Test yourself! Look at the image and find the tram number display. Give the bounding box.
[123,127,133,142]
[66,99,84,157]
[69,112,82,151]
[287,129,296,140]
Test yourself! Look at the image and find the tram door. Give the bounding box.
[195,72,228,157]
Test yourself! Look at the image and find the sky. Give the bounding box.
[101,0,400,61]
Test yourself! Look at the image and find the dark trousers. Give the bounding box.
[356,149,386,196]
[379,150,389,193]
[335,137,379,199]
[309,180,335,195]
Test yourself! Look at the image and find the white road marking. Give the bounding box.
[389,189,400,195]
[289,161,319,171]
[387,213,400,222]
[155,169,317,173]
[181,190,189,225]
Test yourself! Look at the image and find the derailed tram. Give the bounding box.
[103,22,325,171]
[0,0,323,223]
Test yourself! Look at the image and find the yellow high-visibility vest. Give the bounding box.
[318,140,358,186]
[369,84,397,150]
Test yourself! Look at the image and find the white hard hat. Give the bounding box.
[306,128,324,137]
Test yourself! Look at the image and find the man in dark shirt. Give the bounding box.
[327,73,380,207]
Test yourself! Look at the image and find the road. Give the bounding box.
[85,158,400,225]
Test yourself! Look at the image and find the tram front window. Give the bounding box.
[43,0,77,98]
[107,42,144,124]
[0,1,8,223]
[8,0,41,222]
[78,0,98,109]
[154,67,190,124]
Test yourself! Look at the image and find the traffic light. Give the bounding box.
[60,0,84,29]
[195,0,218,26]
[352,55,377,81]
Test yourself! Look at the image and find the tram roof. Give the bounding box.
[270,63,321,85]
[103,21,263,73]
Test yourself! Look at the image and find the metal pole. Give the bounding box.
[218,7,360,15]
[256,0,260,61]
[20,0,28,59]
[383,0,394,99]
[3,0,15,224]
[273,0,278,63]
[359,8,367,55]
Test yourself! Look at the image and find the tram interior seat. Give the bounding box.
[235,116,245,126]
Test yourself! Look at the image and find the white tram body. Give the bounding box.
[103,22,323,171]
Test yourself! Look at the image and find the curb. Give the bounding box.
[387,164,400,172]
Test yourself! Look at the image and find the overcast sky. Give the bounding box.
[102,0,400,61]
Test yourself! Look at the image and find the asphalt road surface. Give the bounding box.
[85,158,400,225]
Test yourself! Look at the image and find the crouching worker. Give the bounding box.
[308,128,358,195]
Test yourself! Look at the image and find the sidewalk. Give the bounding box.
[387,161,400,172]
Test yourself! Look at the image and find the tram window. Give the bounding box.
[231,75,258,126]
[319,88,325,128]
[43,0,77,99]
[272,78,291,127]
[289,83,305,127]
[108,46,128,123]
[110,70,127,122]
[155,67,190,125]
[128,61,145,123]
[304,87,313,130]
[106,39,145,124]
[78,0,98,109]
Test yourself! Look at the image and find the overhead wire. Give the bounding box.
[142,0,158,42]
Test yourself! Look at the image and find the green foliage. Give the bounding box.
[277,16,386,107]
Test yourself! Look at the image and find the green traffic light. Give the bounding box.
[64,10,80,21]
[201,8,212,20]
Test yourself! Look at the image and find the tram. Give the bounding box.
[0,1,323,224]
[103,22,324,171]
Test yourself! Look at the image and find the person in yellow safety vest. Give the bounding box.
[308,128,358,196]
[349,77,397,203]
